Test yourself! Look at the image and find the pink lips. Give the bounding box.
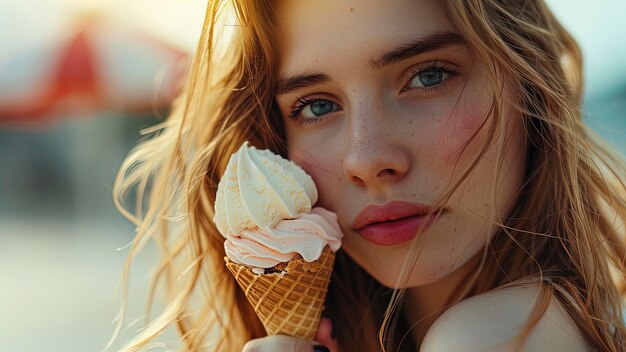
[352,201,445,246]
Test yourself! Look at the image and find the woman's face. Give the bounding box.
[274,0,526,288]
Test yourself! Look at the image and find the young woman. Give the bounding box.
[108,0,626,351]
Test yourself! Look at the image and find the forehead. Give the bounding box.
[275,0,456,75]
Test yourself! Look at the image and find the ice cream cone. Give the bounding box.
[225,246,335,340]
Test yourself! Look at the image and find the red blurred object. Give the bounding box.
[54,30,101,100]
[0,18,188,125]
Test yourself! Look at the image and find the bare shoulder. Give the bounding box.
[420,282,591,351]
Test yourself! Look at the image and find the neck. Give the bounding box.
[402,252,481,347]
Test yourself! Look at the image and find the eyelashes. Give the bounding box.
[287,61,460,124]
[402,61,459,92]
[288,97,340,120]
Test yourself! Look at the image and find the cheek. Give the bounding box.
[288,143,344,206]
[425,104,489,169]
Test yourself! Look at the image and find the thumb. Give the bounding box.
[314,316,340,352]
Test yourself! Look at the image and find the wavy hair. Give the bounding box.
[106,0,626,351]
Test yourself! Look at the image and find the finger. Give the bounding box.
[314,316,333,343]
[314,317,340,352]
[242,334,327,352]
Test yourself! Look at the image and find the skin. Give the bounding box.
[275,0,525,293]
[254,0,527,349]
[242,317,340,352]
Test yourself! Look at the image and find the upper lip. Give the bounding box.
[352,200,444,230]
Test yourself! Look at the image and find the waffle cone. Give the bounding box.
[225,246,335,340]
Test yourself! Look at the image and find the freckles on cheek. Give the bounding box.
[289,146,338,178]
[435,108,488,166]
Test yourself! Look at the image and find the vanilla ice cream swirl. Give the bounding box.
[214,141,318,235]
[213,142,343,269]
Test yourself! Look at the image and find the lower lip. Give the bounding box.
[357,214,440,246]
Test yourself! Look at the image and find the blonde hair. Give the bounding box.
[106,0,626,351]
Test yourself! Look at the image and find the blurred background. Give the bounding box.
[0,0,625,351]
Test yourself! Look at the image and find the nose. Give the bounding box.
[343,110,411,187]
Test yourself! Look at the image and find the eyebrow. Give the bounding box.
[275,30,465,95]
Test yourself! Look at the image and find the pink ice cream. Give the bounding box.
[224,207,342,268]
[213,142,343,269]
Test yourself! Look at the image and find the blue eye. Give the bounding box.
[288,97,341,122]
[404,62,459,91]
[413,69,446,87]
[306,100,337,117]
